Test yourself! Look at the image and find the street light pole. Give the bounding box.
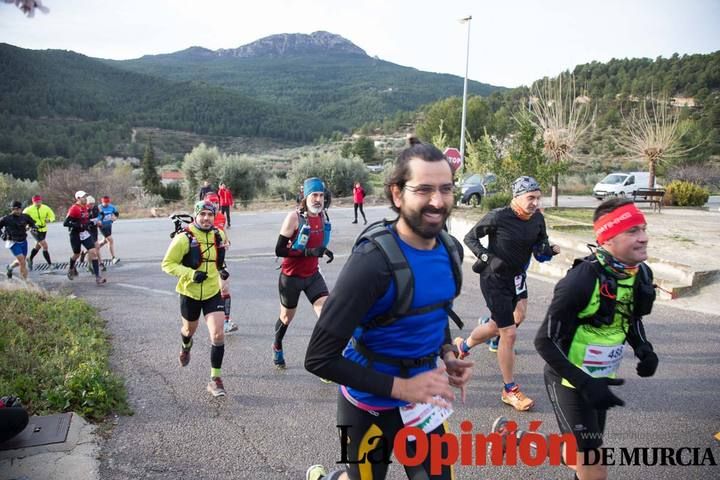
[459,15,472,176]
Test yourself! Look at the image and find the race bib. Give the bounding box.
[514,274,527,295]
[399,397,453,440]
[79,231,91,241]
[582,344,624,378]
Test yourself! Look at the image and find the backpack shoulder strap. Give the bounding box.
[437,230,462,298]
[355,220,413,322]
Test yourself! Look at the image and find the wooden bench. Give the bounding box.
[632,188,665,212]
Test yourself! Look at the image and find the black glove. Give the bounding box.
[579,377,625,410]
[471,258,487,274]
[192,271,208,283]
[219,269,230,281]
[324,249,334,263]
[305,247,326,257]
[635,344,658,377]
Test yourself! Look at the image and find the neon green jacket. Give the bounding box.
[22,204,55,232]
[161,224,226,300]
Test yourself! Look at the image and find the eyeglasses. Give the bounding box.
[403,183,455,196]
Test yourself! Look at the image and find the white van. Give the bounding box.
[593,172,659,199]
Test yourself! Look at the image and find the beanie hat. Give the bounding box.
[511,176,541,197]
[194,200,217,217]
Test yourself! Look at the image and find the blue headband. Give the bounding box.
[303,177,325,197]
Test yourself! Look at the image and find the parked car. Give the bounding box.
[593,171,661,199]
[458,173,497,205]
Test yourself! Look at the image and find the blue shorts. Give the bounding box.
[9,241,28,257]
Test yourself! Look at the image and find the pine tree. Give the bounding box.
[142,140,161,194]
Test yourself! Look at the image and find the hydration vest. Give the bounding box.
[290,211,331,250]
[349,220,464,376]
[571,255,656,327]
[354,220,464,330]
[181,226,225,271]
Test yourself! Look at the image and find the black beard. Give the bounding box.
[400,205,449,239]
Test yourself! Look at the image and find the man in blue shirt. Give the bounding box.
[304,138,474,480]
[96,196,120,264]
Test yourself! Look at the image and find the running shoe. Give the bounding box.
[223,321,238,333]
[272,344,286,369]
[96,276,107,285]
[27,258,33,271]
[100,263,107,272]
[489,336,499,353]
[5,265,12,279]
[320,377,333,384]
[501,385,534,411]
[179,344,192,367]
[111,257,120,265]
[351,219,358,224]
[67,268,76,280]
[306,465,327,480]
[207,377,226,397]
[453,336,470,360]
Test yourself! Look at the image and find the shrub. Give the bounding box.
[0,287,130,421]
[482,192,512,210]
[664,180,709,207]
[289,153,370,197]
[161,183,182,201]
[213,153,266,206]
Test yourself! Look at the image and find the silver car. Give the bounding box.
[459,173,497,205]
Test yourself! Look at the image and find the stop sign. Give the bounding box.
[444,147,463,173]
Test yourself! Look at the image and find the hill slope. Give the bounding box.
[109,31,504,127]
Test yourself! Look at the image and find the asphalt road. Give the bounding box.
[13,204,720,480]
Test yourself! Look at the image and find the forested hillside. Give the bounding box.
[0,43,338,178]
[110,31,502,128]
[414,51,720,167]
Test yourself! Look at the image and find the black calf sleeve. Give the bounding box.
[210,343,225,369]
[274,318,288,349]
[42,250,52,264]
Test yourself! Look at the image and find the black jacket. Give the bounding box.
[0,213,35,242]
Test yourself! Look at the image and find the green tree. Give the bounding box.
[289,153,370,197]
[141,140,161,194]
[182,143,220,201]
[353,136,376,163]
[213,154,266,207]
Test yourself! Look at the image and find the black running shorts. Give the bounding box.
[69,231,97,254]
[180,292,225,322]
[479,272,527,328]
[30,230,47,242]
[336,392,453,480]
[544,367,607,451]
[100,225,113,238]
[278,271,328,309]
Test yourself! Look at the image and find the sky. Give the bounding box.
[1,0,719,88]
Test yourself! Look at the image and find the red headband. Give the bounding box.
[594,203,646,244]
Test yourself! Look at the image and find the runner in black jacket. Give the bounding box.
[457,176,559,412]
[0,201,36,279]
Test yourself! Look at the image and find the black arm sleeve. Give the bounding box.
[534,263,597,389]
[274,234,303,257]
[305,242,395,397]
[626,318,653,353]
[463,211,496,259]
[536,216,556,257]
[24,214,36,229]
[63,216,80,230]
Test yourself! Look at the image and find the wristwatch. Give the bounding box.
[480,253,489,263]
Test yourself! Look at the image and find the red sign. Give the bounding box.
[444,147,463,173]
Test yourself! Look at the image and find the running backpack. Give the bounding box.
[354,220,464,330]
[571,255,655,327]
[290,211,331,251]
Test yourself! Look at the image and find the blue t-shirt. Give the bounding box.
[342,231,456,408]
[97,204,118,226]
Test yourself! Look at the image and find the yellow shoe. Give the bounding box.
[501,385,534,411]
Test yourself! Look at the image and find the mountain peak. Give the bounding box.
[217,31,367,58]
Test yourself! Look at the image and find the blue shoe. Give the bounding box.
[272,344,286,369]
[489,336,499,352]
[478,316,493,345]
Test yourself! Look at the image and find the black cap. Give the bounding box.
[11,201,22,209]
